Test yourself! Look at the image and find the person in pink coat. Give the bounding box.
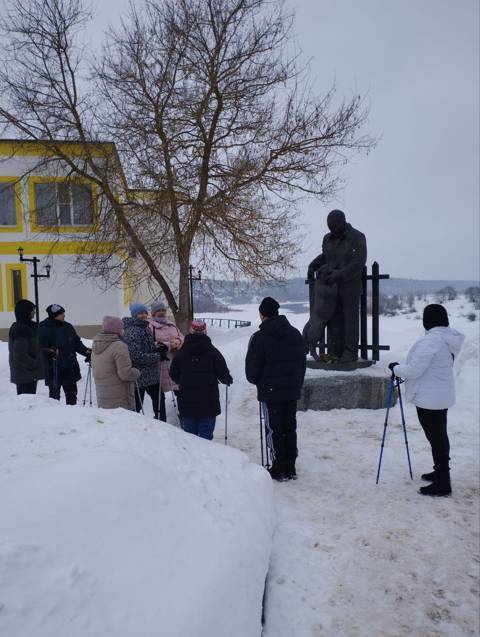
[148,301,184,398]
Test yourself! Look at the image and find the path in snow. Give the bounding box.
[211,301,480,637]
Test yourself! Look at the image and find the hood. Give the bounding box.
[182,333,212,357]
[259,314,292,340]
[148,317,175,328]
[428,326,465,358]
[14,299,35,323]
[92,332,121,355]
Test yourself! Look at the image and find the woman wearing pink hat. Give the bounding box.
[91,316,140,410]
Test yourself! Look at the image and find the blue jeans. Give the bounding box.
[182,416,216,440]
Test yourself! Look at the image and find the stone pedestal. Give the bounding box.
[298,372,394,411]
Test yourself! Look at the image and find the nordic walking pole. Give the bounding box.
[396,377,413,479]
[376,375,395,484]
[82,364,90,406]
[224,385,229,445]
[259,402,265,466]
[88,364,93,406]
[171,391,180,426]
[262,402,271,469]
[135,381,144,415]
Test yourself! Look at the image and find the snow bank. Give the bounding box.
[0,396,273,637]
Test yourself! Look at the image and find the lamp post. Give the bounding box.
[17,247,51,323]
[188,265,202,320]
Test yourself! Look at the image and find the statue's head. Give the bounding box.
[327,209,346,238]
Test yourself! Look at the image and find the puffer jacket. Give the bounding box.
[246,314,307,402]
[38,317,89,384]
[122,317,163,388]
[169,334,232,418]
[147,318,184,392]
[8,300,45,384]
[393,326,465,409]
[91,333,140,410]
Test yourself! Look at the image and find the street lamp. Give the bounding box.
[17,246,51,323]
[188,265,202,320]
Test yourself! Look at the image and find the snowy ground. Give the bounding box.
[1,297,479,636]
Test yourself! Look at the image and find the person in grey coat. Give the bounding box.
[123,302,167,417]
[91,316,140,410]
[8,299,45,394]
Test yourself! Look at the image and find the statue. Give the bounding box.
[304,210,367,364]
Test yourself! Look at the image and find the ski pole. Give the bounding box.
[135,381,144,415]
[82,365,89,406]
[396,377,413,479]
[259,402,265,467]
[224,385,229,445]
[376,375,395,484]
[52,356,59,400]
[88,364,93,406]
[263,403,270,469]
[170,391,180,426]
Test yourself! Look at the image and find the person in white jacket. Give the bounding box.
[389,304,465,497]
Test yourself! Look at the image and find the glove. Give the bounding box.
[156,342,169,361]
[388,362,399,375]
[84,350,92,364]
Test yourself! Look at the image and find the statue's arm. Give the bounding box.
[339,232,367,281]
[307,253,325,278]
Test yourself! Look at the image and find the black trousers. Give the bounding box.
[49,381,78,405]
[16,381,37,395]
[264,400,298,469]
[135,383,166,421]
[416,407,450,473]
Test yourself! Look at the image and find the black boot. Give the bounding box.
[419,472,451,497]
[285,461,297,480]
[421,470,438,482]
[267,463,288,482]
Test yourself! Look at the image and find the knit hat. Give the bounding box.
[190,319,207,334]
[259,297,280,317]
[46,303,65,318]
[423,304,449,331]
[130,302,148,317]
[102,315,123,335]
[151,300,167,313]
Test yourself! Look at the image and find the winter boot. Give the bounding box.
[285,461,297,480]
[419,472,451,497]
[421,471,438,482]
[268,463,288,482]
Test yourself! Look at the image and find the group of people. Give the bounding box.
[7,294,464,496]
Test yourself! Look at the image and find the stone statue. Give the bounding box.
[304,210,367,363]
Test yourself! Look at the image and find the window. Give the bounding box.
[0,181,18,226]
[11,269,23,306]
[34,181,94,227]
[5,264,27,311]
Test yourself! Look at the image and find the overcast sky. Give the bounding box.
[89,0,479,281]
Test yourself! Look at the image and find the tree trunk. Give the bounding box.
[175,258,191,334]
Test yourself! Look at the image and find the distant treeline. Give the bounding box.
[194,278,480,311]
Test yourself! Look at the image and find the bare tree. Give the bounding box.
[0,0,374,330]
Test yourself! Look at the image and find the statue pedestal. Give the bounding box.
[299,367,393,411]
[306,359,373,371]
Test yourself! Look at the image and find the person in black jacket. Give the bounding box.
[169,320,233,440]
[8,299,45,394]
[38,304,91,405]
[246,297,307,481]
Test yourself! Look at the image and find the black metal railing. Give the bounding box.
[360,262,390,361]
[197,317,251,328]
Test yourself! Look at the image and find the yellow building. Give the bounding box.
[0,139,136,338]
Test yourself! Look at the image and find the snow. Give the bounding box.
[0,297,478,636]
[0,398,273,637]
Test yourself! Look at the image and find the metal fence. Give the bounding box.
[197,317,251,328]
